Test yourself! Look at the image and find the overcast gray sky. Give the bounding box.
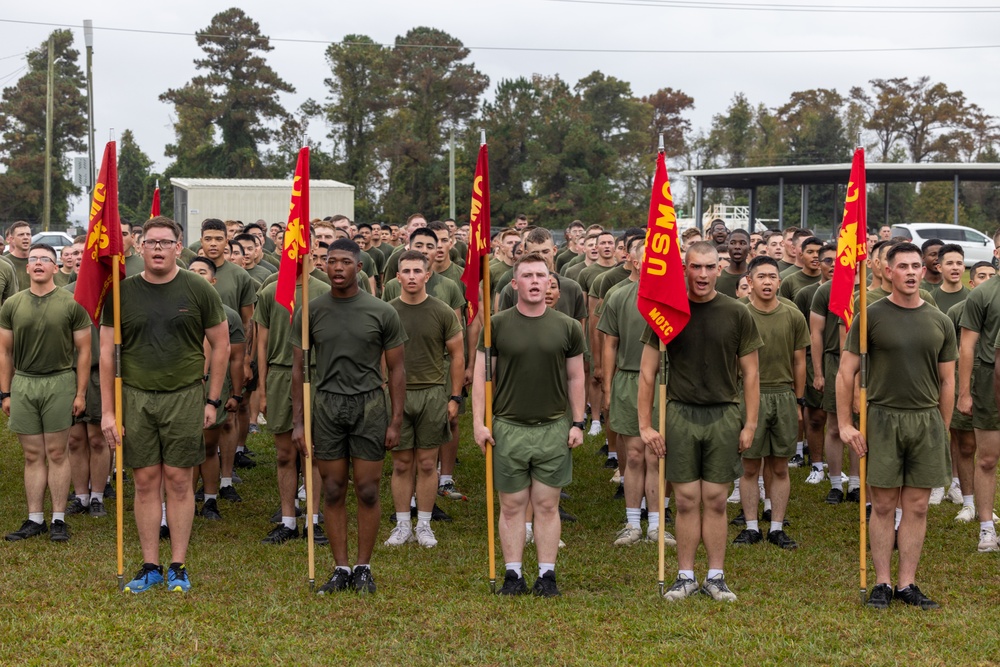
[1,0,997,223]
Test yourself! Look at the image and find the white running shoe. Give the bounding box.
[526,525,534,544]
[588,420,603,437]
[384,523,413,546]
[558,539,566,549]
[979,529,1000,553]
[662,575,699,602]
[257,412,267,426]
[297,485,306,501]
[929,487,945,505]
[955,505,976,523]
[614,524,643,546]
[758,483,766,500]
[727,485,741,504]
[805,468,825,485]
[946,485,964,505]
[414,522,437,548]
[646,526,677,546]
[840,472,849,484]
[610,470,622,484]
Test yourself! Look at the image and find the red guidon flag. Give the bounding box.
[276,147,310,320]
[75,141,125,326]
[637,151,690,345]
[149,183,160,218]
[460,144,490,324]
[829,148,868,327]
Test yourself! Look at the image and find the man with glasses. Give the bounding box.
[104,216,228,593]
[1,243,91,543]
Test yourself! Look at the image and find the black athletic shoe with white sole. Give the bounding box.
[894,584,939,610]
[498,569,529,596]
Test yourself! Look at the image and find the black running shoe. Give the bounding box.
[301,524,329,546]
[269,506,303,523]
[760,510,790,526]
[613,483,625,500]
[353,566,376,595]
[67,498,89,515]
[219,485,243,503]
[558,506,577,523]
[640,507,649,522]
[5,519,47,541]
[195,486,205,503]
[159,525,170,541]
[49,519,70,542]
[89,498,107,518]
[104,483,116,500]
[893,584,939,610]
[200,498,222,521]
[788,454,805,468]
[532,570,561,597]
[766,529,798,550]
[597,443,609,457]
[431,504,452,522]
[317,569,352,594]
[866,583,893,609]
[826,488,844,505]
[603,457,619,469]
[845,488,861,503]
[234,451,257,469]
[497,569,528,596]
[261,524,298,544]
[560,491,571,500]
[730,510,746,527]
[733,528,763,545]
[663,506,674,525]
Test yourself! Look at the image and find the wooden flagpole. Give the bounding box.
[858,256,868,604]
[113,251,124,591]
[657,340,667,595]
[481,132,497,593]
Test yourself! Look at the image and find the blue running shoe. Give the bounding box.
[167,564,191,592]
[124,565,164,593]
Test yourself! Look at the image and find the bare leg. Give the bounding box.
[133,465,165,563]
[274,432,297,518]
[740,458,762,522]
[86,424,110,497]
[896,486,931,589]
[869,486,900,586]
[318,459,350,566]
[163,465,195,563]
[499,488,530,565]
[674,481,702,571]
[389,449,415,514]
[68,423,89,497]
[702,481,729,570]
[954,429,975,496]
[767,456,791,523]
[43,429,72,514]
[531,481,562,565]
[352,458,383,565]
[974,429,1000,522]
[19,434,48,514]
[415,447,440,513]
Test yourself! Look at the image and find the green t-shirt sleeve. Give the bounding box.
[941,318,958,362]
[228,311,246,344]
[201,283,227,330]
[845,317,860,355]
[496,284,514,311]
[447,282,465,311]
[566,318,585,357]
[596,291,620,337]
[382,307,407,350]
[445,310,462,342]
[0,298,13,330]
[792,310,810,350]
[70,301,91,332]
[253,290,271,327]
[736,307,764,357]
[810,284,828,316]
[571,287,588,321]
[640,323,657,348]
[238,273,257,308]
[959,289,984,332]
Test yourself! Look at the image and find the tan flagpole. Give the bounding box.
[301,175,316,590]
[480,132,496,593]
[113,251,124,591]
[858,256,868,604]
[657,340,667,595]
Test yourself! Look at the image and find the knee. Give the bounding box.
[871,496,896,516]
[625,447,645,470]
[275,446,296,468]
[416,455,437,477]
[354,481,380,507]
[322,479,346,503]
[703,493,726,514]
[67,435,85,453]
[391,455,413,477]
[46,445,68,465]
[675,494,698,514]
[958,440,976,458]
[769,463,789,481]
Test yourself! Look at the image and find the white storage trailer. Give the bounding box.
[170,178,355,241]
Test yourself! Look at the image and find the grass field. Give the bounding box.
[2,415,1000,667]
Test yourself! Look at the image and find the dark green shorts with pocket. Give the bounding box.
[313,387,388,462]
[805,353,823,410]
[867,404,951,489]
[744,387,797,459]
[492,415,573,494]
[972,363,1000,431]
[665,401,742,484]
[398,384,450,451]
[123,382,205,469]
[9,370,76,435]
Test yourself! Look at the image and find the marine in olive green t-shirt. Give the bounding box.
[381,272,465,313]
[959,276,1000,366]
[715,269,744,299]
[744,299,809,387]
[3,254,30,292]
[496,274,588,321]
[254,276,329,368]
[930,284,969,317]
[212,259,257,314]
[778,269,820,301]
[0,259,19,304]
[0,287,91,373]
[597,279,645,372]
[389,296,462,389]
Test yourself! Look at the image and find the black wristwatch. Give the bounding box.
[0,391,10,400]
[231,394,244,404]
[449,395,463,404]
[571,420,586,430]
[796,397,806,407]
[206,397,222,409]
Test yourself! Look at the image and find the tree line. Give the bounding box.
[1,8,998,234]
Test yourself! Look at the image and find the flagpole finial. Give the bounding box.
[109,128,115,142]
[658,134,664,152]
[155,178,159,189]
[480,130,486,146]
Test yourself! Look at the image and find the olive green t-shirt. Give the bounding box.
[641,293,763,405]
[437,262,466,295]
[778,269,820,300]
[930,284,969,317]
[846,299,957,410]
[852,285,937,320]
[578,262,616,297]
[103,270,225,392]
[258,259,278,275]
[123,251,143,277]
[54,271,73,287]
[744,299,809,388]
[479,307,585,424]
[561,252,586,275]
[715,269,743,299]
[777,260,795,273]
[563,260,588,283]
[291,290,407,395]
[794,281,821,326]
[3,254,29,292]
[383,244,406,283]
[496,275,588,321]
[779,264,801,279]
[381,272,465,313]
[390,296,462,389]
[555,249,580,273]
[960,276,1000,366]
[218,304,247,389]
[0,287,90,374]
[212,260,257,313]
[489,259,513,293]
[180,247,198,267]
[0,258,17,304]
[810,281,843,357]
[596,279,646,371]
[245,262,272,286]
[920,277,943,293]
[64,281,99,368]
[254,276,328,367]
[360,250,376,280]
[592,265,631,301]
[494,267,514,297]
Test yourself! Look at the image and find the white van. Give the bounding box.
[889,223,994,267]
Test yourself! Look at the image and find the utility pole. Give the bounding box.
[43,35,54,231]
[85,20,95,198]
[449,130,456,220]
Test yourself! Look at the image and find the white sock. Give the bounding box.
[607,452,618,461]
[417,511,432,524]
[91,492,103,504]
[964,495,975,508]
[640,497,647,510]
[353,564,370,573]
[313,514,320,525]
[161,502,167,526]
[770,521,783,533]
[76,494,91,506]
[648,512,660,531]
[507,562,522,578]
[951,477,960,488]
[848,476,861,492]
[221,477,232,488]
[395,512,411,525]
[733,478,740,489]
[812,462,824,472]
[410,496,417,509]
[894,507,903,530]
[539,563,555,577]
[52,512,65,523]
[796,441,804,456]
[981,521,995,533]
[763,499,772,512]
[439,475,453,486]
[28,512,44,524]
[707,569,724,580]
[664,497,670,509]
[625,507,642,528]
[525,522,533,534]
[678,569,695,581]
[336,565,351,574]
[282,516,296,530]
[746,520,759,532]
[236,445,245,453]
[205,494,217,501]
[294,499,300,509]
[833,478,845,492]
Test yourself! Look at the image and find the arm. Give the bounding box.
[809,312,825,390]
[602,334,619,417]
[959,328,979,416]
[0,328,11,417]
[203,320,230,429]
[99,325,119,447]
[225,341,246,413]
[793,347,806,431]
[445,332,465,421]
[738,350,759,453]
[256,325,270,417]
[589,296,602,384]
[566,353,585,448]
[72,328,91,417]
[383,345,406,450]
[939,360,955,431]
[472,350,494,454]
[638,344,664,457]
[465,310,483,387]
[837,351,866,456]
[291,346,306,457]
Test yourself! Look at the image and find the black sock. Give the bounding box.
[169,562,184,571]
[142,562,160,572]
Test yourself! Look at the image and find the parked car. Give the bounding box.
[889,223,993,268]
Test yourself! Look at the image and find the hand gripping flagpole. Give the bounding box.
[656,134,667,597]
[479,130,497,594]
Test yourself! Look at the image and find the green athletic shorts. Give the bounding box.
[398,384,450,451]
[971,363,1000,431]
[665,401,742,484]
[866,404,951,489]
[492,415,573,494]
[265,366,293,435]
[744,387,797,459]
[122,382,205,469]
[9,370,76,435]
[205,375,231,430]
[805,353,823,410]
[74,368,102,426]
[609,370,660,437]
[822,352,839,414]
[313,387,387,461]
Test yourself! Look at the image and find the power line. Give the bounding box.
[0,52,26,61]
[0,17,998,55]
[547,0,1000,12]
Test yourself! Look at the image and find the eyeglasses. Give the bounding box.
[141,239,178,250]
[27,256,55,264]
[821,257,835,265]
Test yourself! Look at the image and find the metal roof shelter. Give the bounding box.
[678,163,1000,233]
